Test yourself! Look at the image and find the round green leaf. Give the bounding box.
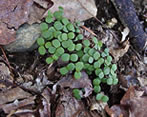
[48,27,56,33]
[53,11,63,20]
[45,16,53,23]
[46,57,53,64]
[70,54,78,62]
[54,31,61,38]
[52,39,61,48]
[88,48,95,56]
[88,57,94,63]
[95,69,102,76]
[54,21,63,30]
[61,53,70,62]
[61,33,68,40]
[40,23,48,31]
[101,95,109,102]
[96,93,103,101]
[74,71,81,79]
[56,47,64,56]
[98,72,104,79]
[52,54,59,60]
[104,66,110,75]
[38,46,46,55]
[93,52,100,60]
[94,86,101,93]
[47,11,53,17]
[93,78,101,86]
[37,38,45,46]
[107,78,113,85]
[66,23,75,32]
[75,44,82,51]
[45,42,51,48]
[62,41,69,48]
[111,64,117,71]
[77,34,83,40]
[83,40,90,47]
[105,59,111,66]
[76,50,84,58]
[67,43,75,51]
[75,62,84,71]
[104,48,109,55]
[67,63,75,71]
[94,61,100,69]
[107,55,112,62]
[82,54,89,62]
[62,26,68,32]
[92,37,98,43]
[73,89,81,100]
[60,67,68,75]
[97,40,103,50]
[101,52,107,57]
[42,30,50,38]
[84,47,90,53]
[68,32,75,39]
[48,46,56,54]
[62,18,69,25]
[113,78,118,85]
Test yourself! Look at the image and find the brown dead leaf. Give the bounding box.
[107,86,147,117]
[53,71,93,97]
[55,89,91,117]
[39,88,51,117]
[45,0,97,21]
[0,87,32,105]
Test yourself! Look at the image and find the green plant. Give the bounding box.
[37,7,118,102]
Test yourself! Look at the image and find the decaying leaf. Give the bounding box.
[0,87,32,105]
[106,86,147,117]
[55,89,91,117]
[45,0,97,21]
[53,71,93,97]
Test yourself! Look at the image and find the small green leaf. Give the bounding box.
[88,48,95,56]
[66,23,75,32]
[107,78,113,85]
[45,16,53,23]
[67,63,75,71]
[94,61,100,69]
[61,53,70,62]
[104,48,109,55]
[45,42,51,48]
[92,37,98,43]
[62,18,69,25]
[67,43,75,51]
[56,47,64,56]
[101,95,109,102]
[77,34,83,40]
[38,46,46,55]
[70,54,78,62]
[53,11,63,20]
[58,6,64,11]
[48,27,56,33]
[42,30,50,38]
[107,55,112,62]
[97,41,103,50]
[101,52,107,57]
[52,54,59,60]
[40,23,48,31]
[82,54,89,62]
[94,86,101,93]
[84,47,90,53]
[62,26,68,32]
[101,78,107,83]
[75,44,82,51]
[104,66,110,75]
[52,39,61,48]
[75,28,80,33]
[93,52,100,60]
[98,72,104,79]
[48,46,56,54]
[105,59,111,66]
[47,11,53,17]
[76,50,84,58]
[95,69,102,76]
[54,21,63,30]
[83,40,90,47]
[75,62,84,71]
[60,67,68,75]
[37,38,45,46]
[98,58,104,64]
[93,78,101,86]
[62,41,69,48]
[61,33,68,40]
[68,32,75,39]
[46,57,53,64]
[54,31,61,38]
[73,89,81,100]
[88,57,94,63]
[96,93,103,101]
[111,64,117,71]
[74,71,81,79]
[113,78,118,85]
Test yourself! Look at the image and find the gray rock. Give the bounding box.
[4,23,41,52]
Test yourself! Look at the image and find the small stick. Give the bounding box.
[81,25,97,36]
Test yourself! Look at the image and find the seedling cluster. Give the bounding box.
[37,7,118,102]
